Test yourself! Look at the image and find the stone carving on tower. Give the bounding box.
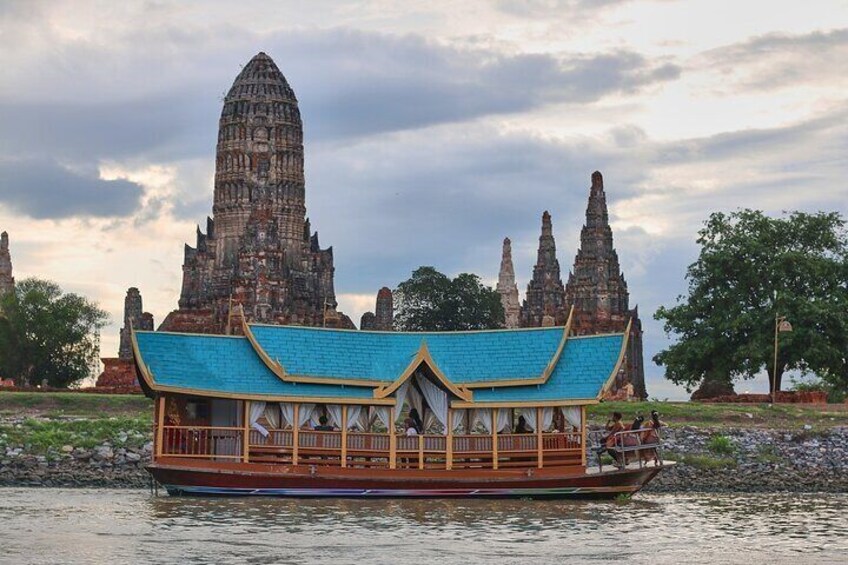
[159,52,353,333]
[360,287,394,331]
[512,172,646,399]
[519,212,569,327]
[496,238,520,328]
[565,171,645,399]
[0,231,14,297]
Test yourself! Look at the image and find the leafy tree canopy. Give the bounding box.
[654,209,848,394]
[0,278,109,388]
[393,267,505,331]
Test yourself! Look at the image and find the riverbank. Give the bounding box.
[2,392,847,491]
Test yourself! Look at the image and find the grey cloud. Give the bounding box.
[698,28,848,91]
[0,159,144,218]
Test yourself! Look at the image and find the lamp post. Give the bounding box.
[771,314,793,405]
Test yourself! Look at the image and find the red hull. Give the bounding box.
[147,458,666,499]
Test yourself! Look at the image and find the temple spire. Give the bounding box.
[0,231,14,296]
[566,170,629,317]
[520,212,568,327]
[496,238,520,328]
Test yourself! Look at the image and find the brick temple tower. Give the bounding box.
[565,171,645,399]
[160,52,353,333]
[118,288,154,359]
[0,231,13,296]
[520,212,569,327]
[496,238,520,328]
[361,287,394,331]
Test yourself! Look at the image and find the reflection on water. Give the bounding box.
[0,489,845,564]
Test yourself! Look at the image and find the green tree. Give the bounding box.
[654,210,848,395]
[394,267,505,331]
[0,278,109,388]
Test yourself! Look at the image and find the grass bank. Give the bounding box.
[0,391,151,419]
[587,401,848,429]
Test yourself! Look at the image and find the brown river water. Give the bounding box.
[0,489,845,564]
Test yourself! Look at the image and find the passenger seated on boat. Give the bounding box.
[313,415,334,432]
[514,415,531,434]
[598,412,625,464]
[620,415,645,464]
[404,418,419,437]
[640,410,665,465]
[408,408,424,434]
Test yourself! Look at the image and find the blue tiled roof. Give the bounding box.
[134,331,374,400]
[247,324,565,384]
[472,334,624,402]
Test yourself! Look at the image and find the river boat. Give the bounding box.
[134,309,671,499]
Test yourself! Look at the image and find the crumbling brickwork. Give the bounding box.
[360,287,394,330]
[0,231,14,296]
[159,52,353,333]
[496,238,520,328]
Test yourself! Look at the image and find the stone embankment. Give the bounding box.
[2,425,847,492]
[641,426,848,493]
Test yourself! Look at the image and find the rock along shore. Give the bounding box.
[2,426,847,492]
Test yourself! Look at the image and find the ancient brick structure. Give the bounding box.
[565,172,645,399]
[0,231,14,296]
[159,52,353,333]
[360,287,394,330]
[118,288,154,359]
[97,287,153,390]
[495,238,520,328]
[515,172,646,399]
[520,211,569,327]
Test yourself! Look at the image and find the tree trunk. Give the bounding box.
[768,366,785,395]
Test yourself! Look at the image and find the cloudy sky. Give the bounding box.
[1,0,846,397]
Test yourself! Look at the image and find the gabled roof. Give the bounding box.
[132,318,630,406]
[132,331,386,404]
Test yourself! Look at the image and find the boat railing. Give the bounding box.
[160,425,243,460]
[591,427,664,471]
[157,425,586,470]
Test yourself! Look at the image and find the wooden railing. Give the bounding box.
[156,425,584,470]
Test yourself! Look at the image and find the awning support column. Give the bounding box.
[492,408,499,470]
[242,400,250,463]
[446,409,453,471]
[292,403,300,466]
[155,396,165,460]
[581,405,587,467]
[341,405,348,468]
[389,406,397,469]
[536,406,543,469]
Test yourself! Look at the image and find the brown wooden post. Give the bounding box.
[341,405,348,468]
[292,403,300,466]
[418,433,424,469]
[389,406,397,469]
[242,400,251,463]
[581,405,587,467]
[446,409,453,471]
[536,406,543,469]
[492,408,499,470]
[155,395,165,459]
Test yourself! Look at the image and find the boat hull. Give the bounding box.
[147,459,667,499]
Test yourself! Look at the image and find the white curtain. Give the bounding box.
[298,403,316,428]
[473,409,492,433]
[346,405,363,430]
[326,405,343,429]
[395,381,411,416]
[518,407,556,431]
[497,409,512,433]
[562,406,582,431]
[249,401,269,437]
[279,403,295,429]
[310,407,322,428]
[407,383,424,418]
[519,407,538,431]
[415,373,448,429]
[375,406,392,431]
[263,404,280,429]
[451,409,466,433]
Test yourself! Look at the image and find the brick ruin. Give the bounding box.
[159,52,353,334]
[511,172,646,399]
[360,287,394,331]
[96,287,154,390]
[0,231,13,296]
[495,238,520,329]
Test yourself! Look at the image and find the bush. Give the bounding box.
[707,434,736,456]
